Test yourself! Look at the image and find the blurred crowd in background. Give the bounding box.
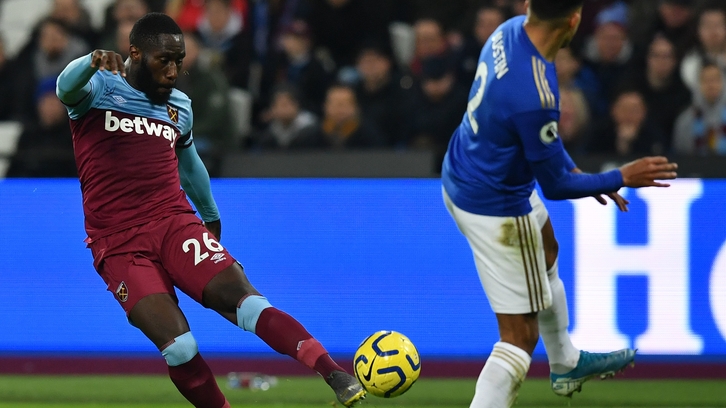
[1,0,726,177]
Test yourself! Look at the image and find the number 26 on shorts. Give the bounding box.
[183,232,224,265]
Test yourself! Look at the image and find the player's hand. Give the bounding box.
[619,156,677,188]
[204,219,222,241]
[90,50,126,76]
[593,191,630,212]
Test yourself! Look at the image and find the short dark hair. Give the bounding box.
[129,12,182,52]
[529,0,586,20]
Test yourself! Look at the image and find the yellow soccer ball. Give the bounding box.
[353,330,421,398]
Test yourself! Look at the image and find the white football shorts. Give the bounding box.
[443,188,552,314]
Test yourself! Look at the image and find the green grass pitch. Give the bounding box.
[0,375,724,407]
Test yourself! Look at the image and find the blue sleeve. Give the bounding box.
[177,142,220,222]
[56,53,105,118]
[563,148,577,172]
[531,149,623,200]
[511,109,565,162]
[511,109,621,199]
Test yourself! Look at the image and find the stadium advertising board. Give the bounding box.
[0,179,724,358]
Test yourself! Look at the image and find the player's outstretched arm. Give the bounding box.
[177,142,222,239]
[56,50,125,105]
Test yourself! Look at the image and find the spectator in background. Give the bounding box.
[175,32,234,166]
[624,34,691,151]
[7,76,76,177]
[457,5,508,85]
[673,63,726,155]
[100,20,134,59]
[254,83,319,148]
[410,56,468,168]
[632,0,695,58]
[246,0,305,82]
[100,0,149,51]
[301,0,391,70]
[166,0,248,32]
[0,35,17,121]
[588,89,665,156]
[196,0,253,89]
[355,41,414,147]
[314,83,384,148]
[680,5,726,93]
[582,1,634,104]
[13,18,89,123]
[559,87,591,154]
[49,0,97,47]
[569,0,622,52]
[409,18,450,79]
[262,20,331,116]
[556,47,607,117]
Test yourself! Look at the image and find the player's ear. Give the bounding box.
[129,45,141,63]
[569,9,582,30]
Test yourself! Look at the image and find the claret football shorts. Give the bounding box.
[443,189,552,314]
[88,213,237,315]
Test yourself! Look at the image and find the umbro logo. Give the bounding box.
[210,253,227,264]
[112,95,127,105]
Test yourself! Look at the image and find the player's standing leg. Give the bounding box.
[443,191,545,408]
[129,294,230,408]
[200,264,366,406]
[470,314,537,408]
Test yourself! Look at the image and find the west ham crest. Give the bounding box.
[116,281,129,303]
[167,104,179,124]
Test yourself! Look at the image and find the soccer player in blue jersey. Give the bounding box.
[441,1,678,407]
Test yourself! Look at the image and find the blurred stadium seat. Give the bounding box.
[0,0,53,57]
[0,0,114,58]
[0,121,22,178]
[228,86,253,145]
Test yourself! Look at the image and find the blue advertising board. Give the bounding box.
[0,178,724,358]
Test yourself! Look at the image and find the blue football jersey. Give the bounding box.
[442,15,566,217]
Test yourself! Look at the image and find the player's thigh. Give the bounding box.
[160,214,246,307]
[203,262,261,323]
[93,252,176,317]
[129,293,191,349]
[529,190,558,269]
[447,201,551,314]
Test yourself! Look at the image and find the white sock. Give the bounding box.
[470,342,531,408]
[537,258,580,374]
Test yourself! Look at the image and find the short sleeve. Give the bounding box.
[510,109,565,163]
[176,105,194,149]
[182,105,194,136]
[65,71,107,120]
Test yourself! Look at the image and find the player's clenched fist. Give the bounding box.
[619,156,678,188]
[90,50,126,76]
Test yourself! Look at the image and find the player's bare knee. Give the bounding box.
[203,262,260,313]
[161,331,198,366]
[544,240,558,271]
[236,295,272,333]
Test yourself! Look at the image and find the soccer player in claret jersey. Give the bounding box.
[56,13,365,408]
[442,1,679,407]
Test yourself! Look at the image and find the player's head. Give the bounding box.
[128,12,184,104]
[527,0,586,48]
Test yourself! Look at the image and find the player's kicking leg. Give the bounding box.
[129,293,231,408]
[537,213,636,397]
[202,263,366,407]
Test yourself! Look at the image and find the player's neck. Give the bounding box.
[523,21,565,62]
[124,63,140,90]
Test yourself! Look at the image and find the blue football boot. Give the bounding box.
[550,349,636,397]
